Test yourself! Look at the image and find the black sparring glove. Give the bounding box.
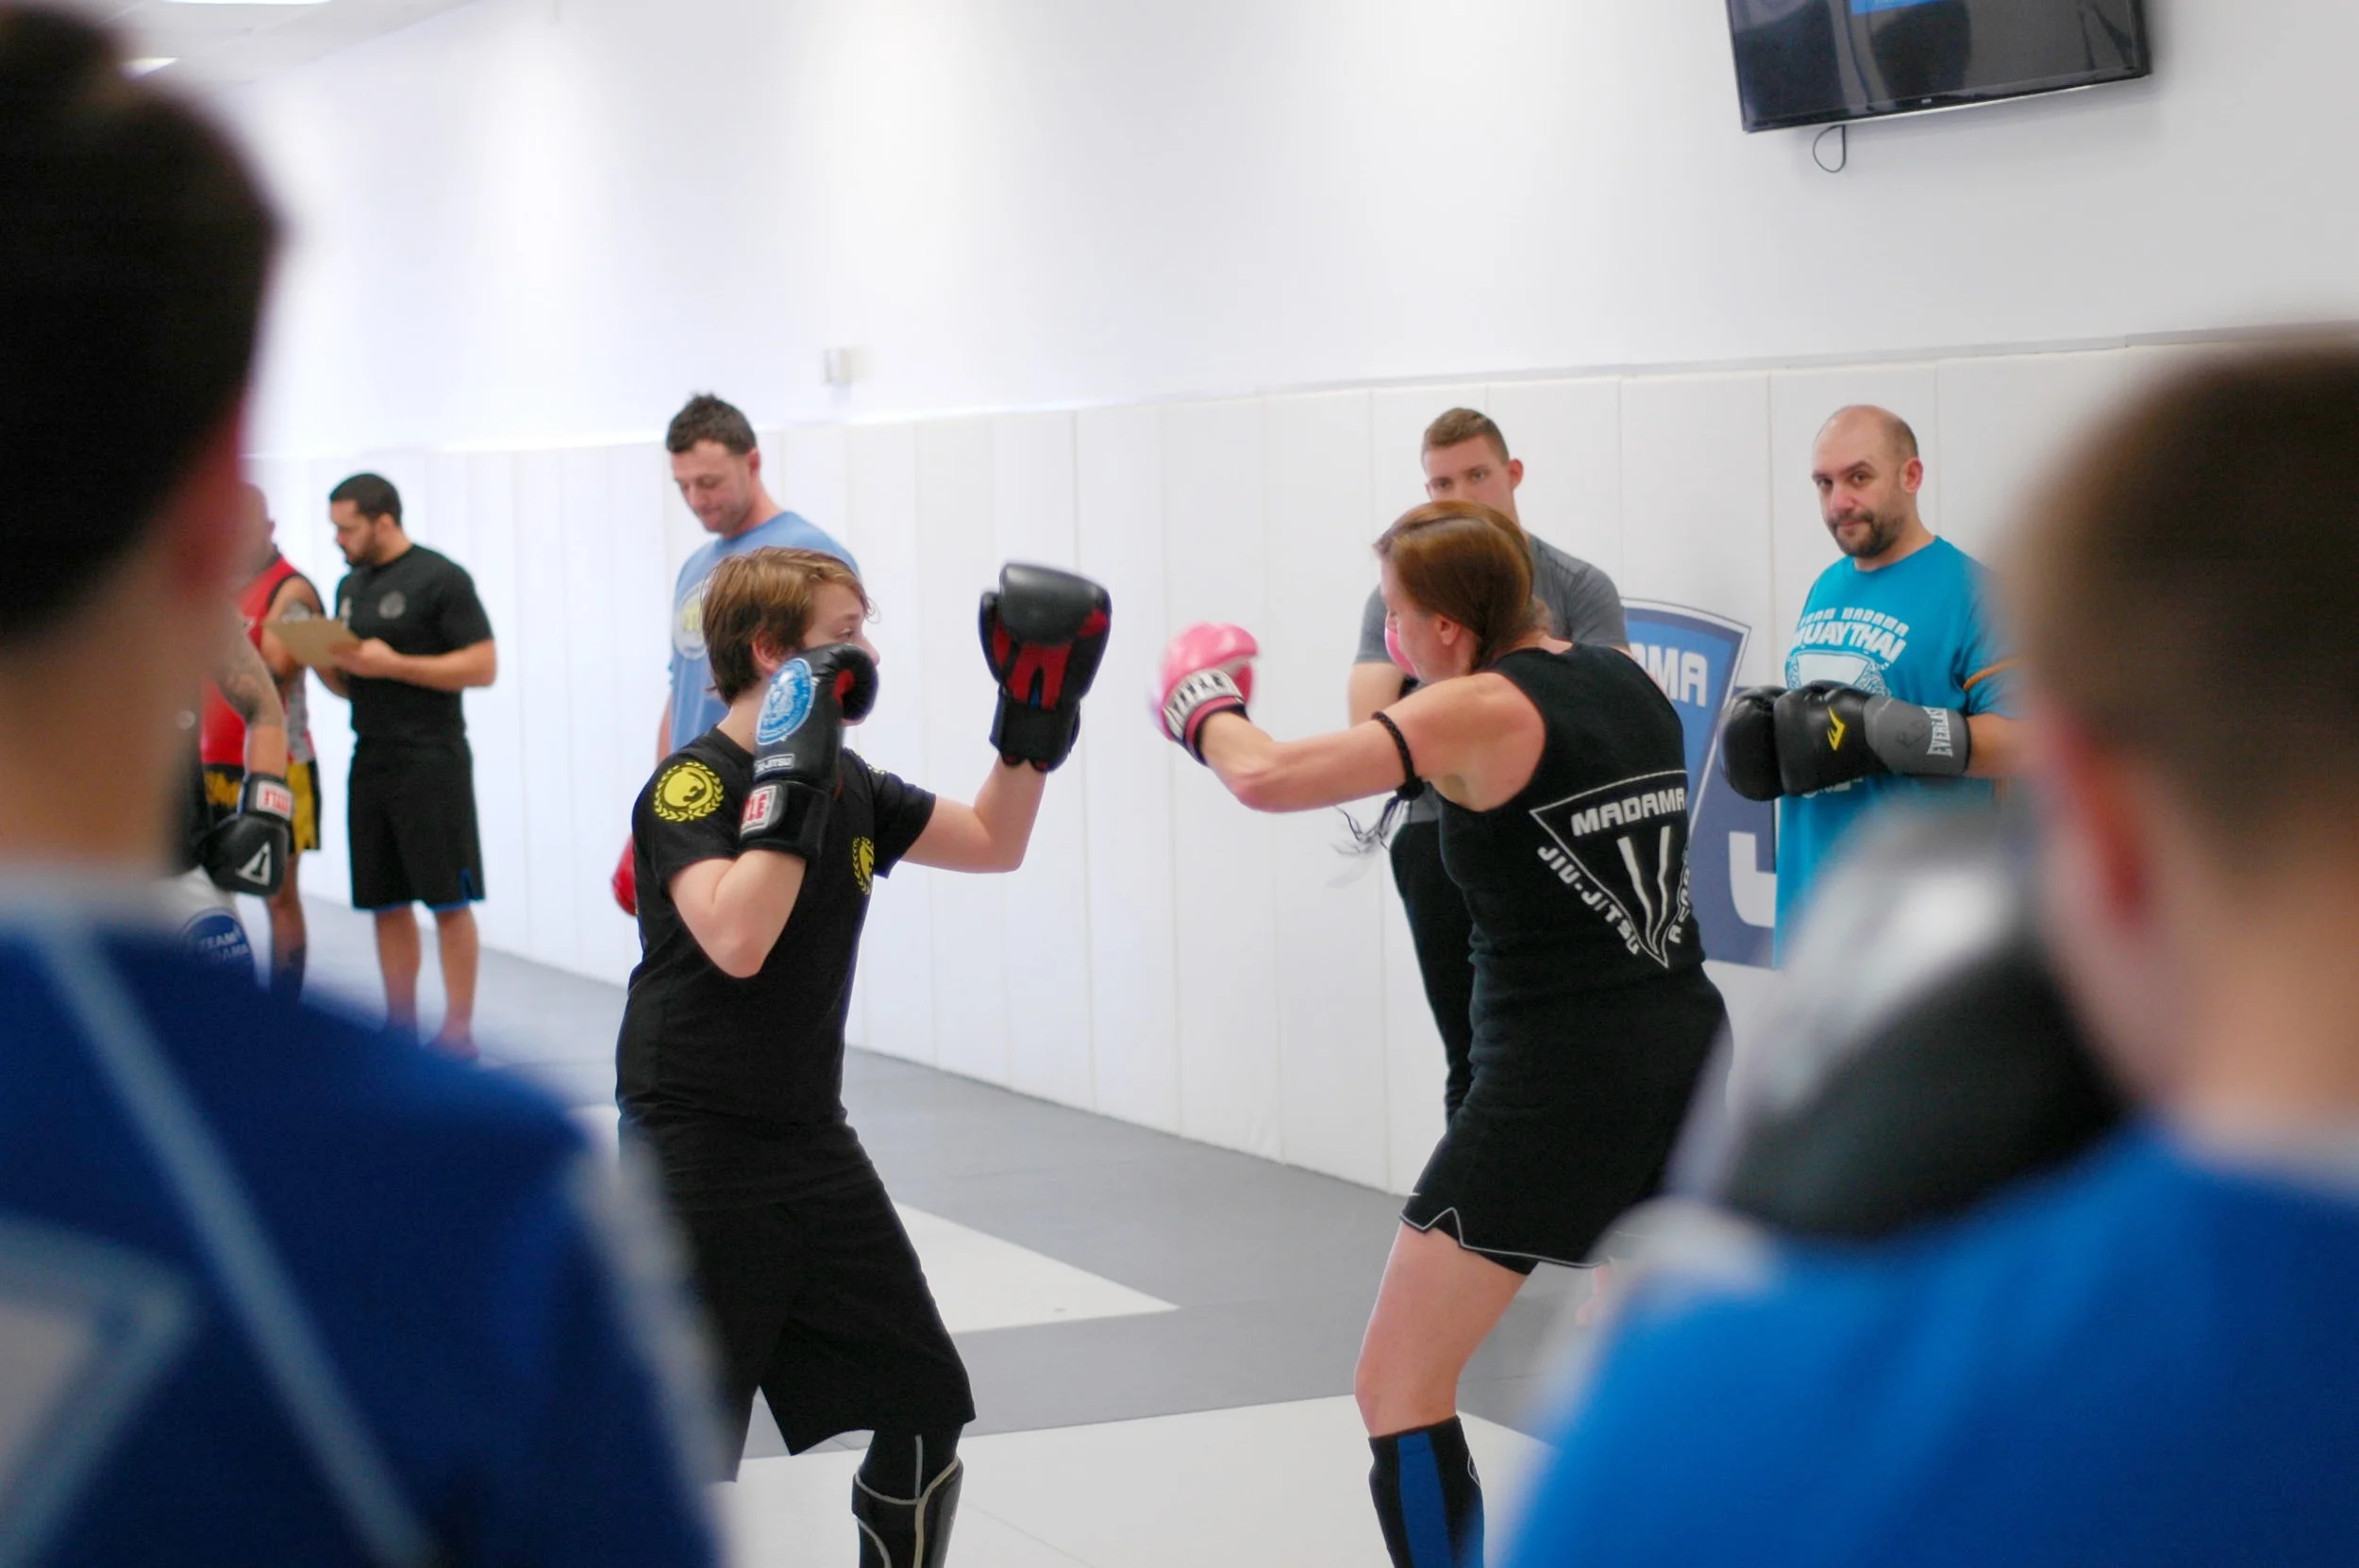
[979,563,1112,771]
[739,642,878,860]
[199,773,294,897]
[1720,686,1786,801]
[1773,680,1971,796]
[1702,811,2123,1241]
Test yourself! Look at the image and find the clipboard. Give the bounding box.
[264,616,360,669]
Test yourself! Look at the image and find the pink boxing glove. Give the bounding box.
[1153,623,1258,760]
[1384,615,1413,675]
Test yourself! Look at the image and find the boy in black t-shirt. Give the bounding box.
[319,471,498,1057]
[622,546,1108,1566]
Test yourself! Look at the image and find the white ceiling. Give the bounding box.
[61,0,481,92]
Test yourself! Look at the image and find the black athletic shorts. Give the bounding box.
[1401,969,1723,1274]
[347,742,483,910]
[675,1154,973,1466]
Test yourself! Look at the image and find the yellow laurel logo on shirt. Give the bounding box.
[852,836,876,896]
[653,759,724,823]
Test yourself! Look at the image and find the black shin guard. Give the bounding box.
[853,1428,963,1568]
[1370,1418,1484,1568]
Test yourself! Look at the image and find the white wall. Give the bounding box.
[226,0,2359,458]
[251,342,2219,1191]
[219,0,2352,1189]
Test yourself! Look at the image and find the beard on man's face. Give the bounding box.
[1830,507,1901,559]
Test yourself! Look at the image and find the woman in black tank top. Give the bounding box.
[1154,499,1725,1568]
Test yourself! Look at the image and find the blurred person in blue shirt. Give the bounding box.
[0,8,720,1560]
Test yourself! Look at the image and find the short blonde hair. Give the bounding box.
[701,547,869,702]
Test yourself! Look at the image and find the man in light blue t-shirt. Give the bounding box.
[1724,406,2022,956]
[657,393,860,755]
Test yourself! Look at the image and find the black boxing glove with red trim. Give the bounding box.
[979,563,1113,772]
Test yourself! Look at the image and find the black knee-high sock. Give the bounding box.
[1370,1418,1484,1568]
[853,1427,963,1568]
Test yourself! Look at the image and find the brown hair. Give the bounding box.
[700,547,869,702]
[1373,501,1546,671]
[1422,408,1510,463]
[1,7,276,645]
[2010,346,2359,843]
[664,392,758,457]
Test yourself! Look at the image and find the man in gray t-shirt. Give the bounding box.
[1347,408,1628,1116]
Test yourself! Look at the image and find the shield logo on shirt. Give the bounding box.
[376,592,406,620]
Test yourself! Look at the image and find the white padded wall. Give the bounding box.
[1485,378,1626,590]
[1766,364,1942,673]
[1162,399,1281,1160]
[461,454,530,962]
[989,413,1097,1110]
[509,451,578,970]
[845,422,936,1066]
[1262,391,1390,1189]
[915,420,1012,1087]
[1933,351,2128,563]
[557,449,622,976]
[1076,405,1181,1134]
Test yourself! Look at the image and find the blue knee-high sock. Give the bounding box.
[1370,1417,1484,1568]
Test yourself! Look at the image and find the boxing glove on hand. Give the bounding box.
[1153,624,1257,761]
[740,642,877,860]
[979,564,1113,772]
[200,773,293,897]
[611,838,638,916]
[1709,812,2122,1242]
[1773,681,1971,795]
[1721,686,1787,802]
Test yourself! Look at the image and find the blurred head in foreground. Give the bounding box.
[2012,346,2359,1133]
[0,4,274,866]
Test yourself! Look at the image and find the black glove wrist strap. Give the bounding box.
[741,779,831,861]
[991,693,1079,772]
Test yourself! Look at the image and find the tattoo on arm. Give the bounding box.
[213,630,287,728]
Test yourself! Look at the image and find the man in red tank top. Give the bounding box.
[199,486,326,993]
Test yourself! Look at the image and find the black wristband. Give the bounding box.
[1370,711,1420,799]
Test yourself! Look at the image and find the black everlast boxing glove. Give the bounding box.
[979,563,1112,771]
[1773,679,1971,796]
[1702,811,2123,1241]
[1720,686,1786,801]
[739,643,878,860]
[199,773,294,897]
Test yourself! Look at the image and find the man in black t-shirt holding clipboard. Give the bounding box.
[318,472,498,1058]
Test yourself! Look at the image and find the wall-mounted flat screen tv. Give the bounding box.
[1728,0,2150,133]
